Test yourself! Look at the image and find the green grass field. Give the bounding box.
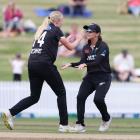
[0,0,140,81]
[0,117,140,135]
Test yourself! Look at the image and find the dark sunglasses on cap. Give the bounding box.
[86,30,95,33]
[85,29,96,33]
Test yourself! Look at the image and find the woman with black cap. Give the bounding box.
[62,23,112,132]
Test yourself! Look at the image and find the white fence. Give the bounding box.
[0,81,140,118]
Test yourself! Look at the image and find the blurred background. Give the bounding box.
[0,0,140,81]
[0,0,140,118]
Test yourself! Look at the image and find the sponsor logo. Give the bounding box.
[30,48,42,54]
[87,55,96,61]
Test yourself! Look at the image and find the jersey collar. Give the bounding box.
[88,40,101,50]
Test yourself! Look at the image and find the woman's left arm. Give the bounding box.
[61,46,86,69]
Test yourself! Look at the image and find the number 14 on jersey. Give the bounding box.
[32,31,47,48]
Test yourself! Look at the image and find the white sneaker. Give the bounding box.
[98,117,112,132]
[58,125,70,132]
[1,111,14,130]
[69,124,86,133]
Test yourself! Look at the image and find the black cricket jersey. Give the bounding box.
[71,40,111,77]
[29,23,64,64]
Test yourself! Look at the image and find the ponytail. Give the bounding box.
[98,34,102,41]
[34,18,49,40]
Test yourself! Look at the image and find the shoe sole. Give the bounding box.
[58,129,69,133]
[1,113,13,130]
[69,129,86,133]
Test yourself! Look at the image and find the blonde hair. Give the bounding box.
[34,11,63,40]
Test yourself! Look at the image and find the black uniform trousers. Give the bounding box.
[9,62,68,125]
[76,74,111,125]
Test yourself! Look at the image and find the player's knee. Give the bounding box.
[56,88,66,97]
[94,97,104,104]
[31,96,40,104]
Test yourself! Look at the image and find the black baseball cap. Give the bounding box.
[83,23,101,33]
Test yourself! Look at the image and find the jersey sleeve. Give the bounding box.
[55,27,64,40]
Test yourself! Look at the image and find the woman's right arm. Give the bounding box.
[59,35,82,50]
